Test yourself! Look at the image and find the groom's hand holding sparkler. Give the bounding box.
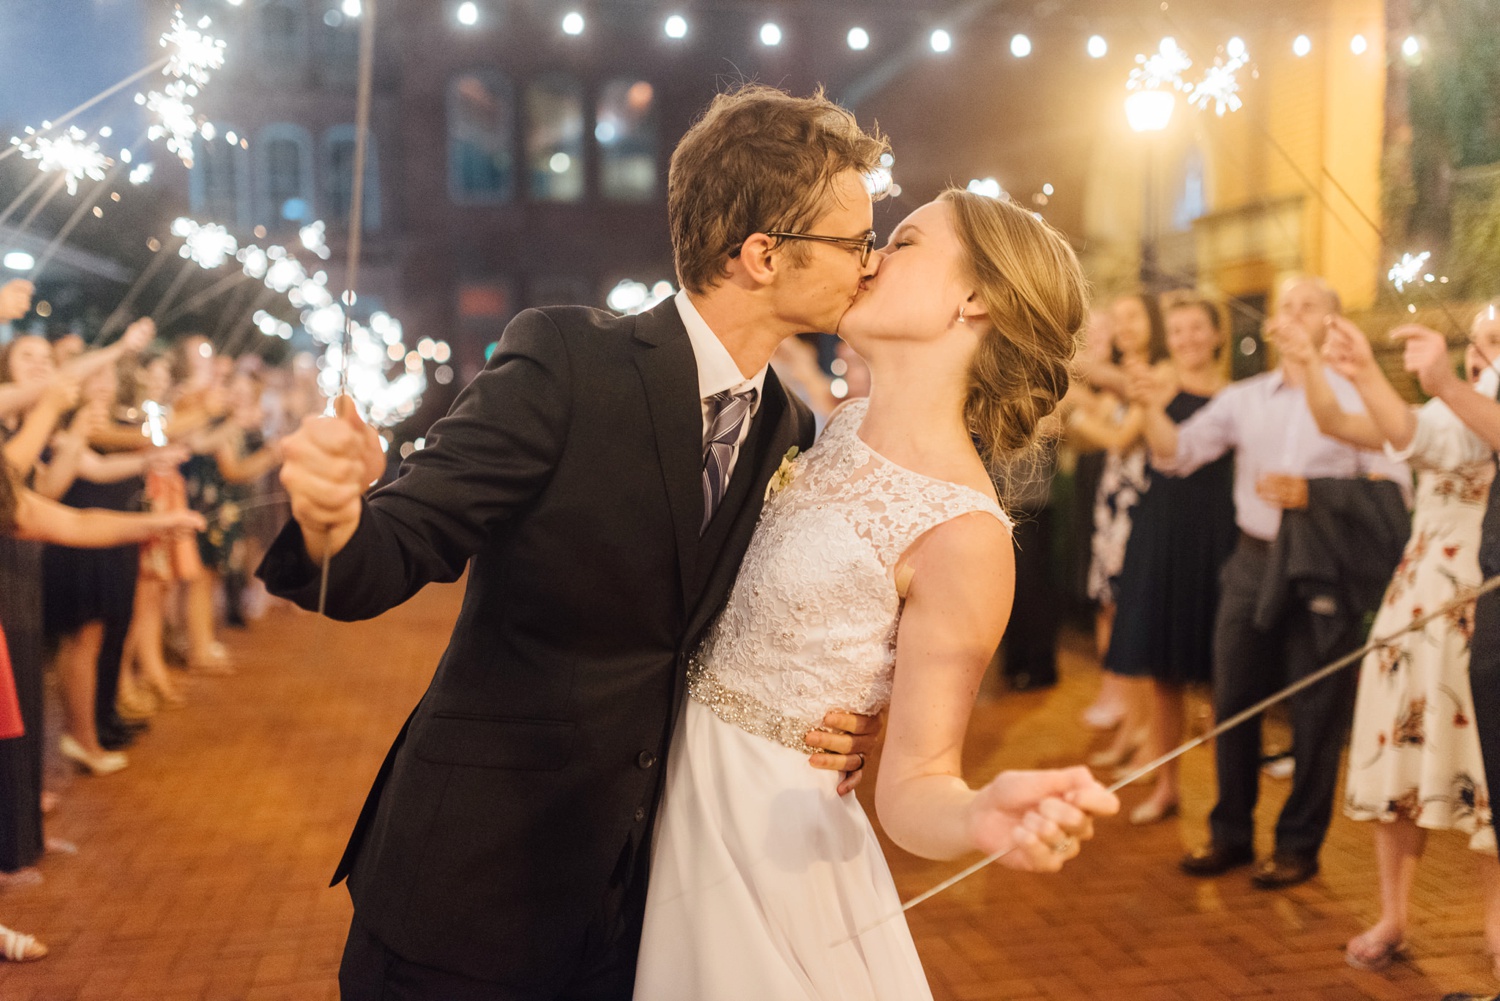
[280,395,384,563]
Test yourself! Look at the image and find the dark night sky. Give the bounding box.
[0,0,148,132]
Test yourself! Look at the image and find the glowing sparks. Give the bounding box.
[237,244,269,279]
[161,11,227,87]
[128,163,155,185]
[299,220,332,260]
[1187,42,1250,116]
[1388,251,1434,293]
[171,217,238,268]
[1129,37,1192,92]
[138,80,207,167]
[11,127,111,195]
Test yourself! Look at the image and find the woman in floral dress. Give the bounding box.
[1298,307,1500,974]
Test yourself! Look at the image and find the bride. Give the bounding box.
[633,189,1120,999]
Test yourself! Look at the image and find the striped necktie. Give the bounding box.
[701,388,757,534]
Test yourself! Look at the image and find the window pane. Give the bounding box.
[327,134,380,230]
[597,79,657,202]
[449,73,515,202]
[197,137,241,223]
[526,75,584,202]
[266,138,307,222]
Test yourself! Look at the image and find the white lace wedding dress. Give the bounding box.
[633,399,1011,1000]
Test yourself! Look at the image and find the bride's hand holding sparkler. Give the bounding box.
[280,395,384,563]
[966,766,1118,873]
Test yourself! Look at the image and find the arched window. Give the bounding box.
[448,72,515,203]
[526,74,584,202]
[191,131,249,227]
[258,0,306,70]
[596,79,658,202]
[256,124,315,227]
[325,125,382,231]
[1172,146,1209,231]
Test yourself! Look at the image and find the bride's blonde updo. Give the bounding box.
[940,189,1088,462]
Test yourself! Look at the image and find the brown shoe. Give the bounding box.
[1250,851,1318,889]
[1179,843,1254,876]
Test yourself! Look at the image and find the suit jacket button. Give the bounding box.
[637,750,658,769]
[634,807,646,822]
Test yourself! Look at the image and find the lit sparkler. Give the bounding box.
[1129,37,1192,92]
[10,126,111,196]
[129,163,156,185]
[138,80,206,167]
[161,11,227,86]
[1187,41,1250,116]
[1388,251,1433,293]
[299,221,332,260]
[171,217,238,268]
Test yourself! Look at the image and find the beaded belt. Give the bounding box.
[686,662,827,755]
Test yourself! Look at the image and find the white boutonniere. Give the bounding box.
[764,446,800,501]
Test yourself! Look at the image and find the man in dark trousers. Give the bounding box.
[259,87,886,1000]
[1399,322,1500,1001]
[1136,276,1407,890]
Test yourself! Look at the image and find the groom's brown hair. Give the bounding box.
[668,85,888,294]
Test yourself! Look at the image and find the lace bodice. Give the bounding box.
[688,398,1012,752]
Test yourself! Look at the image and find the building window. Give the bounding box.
[325,126,381,231]
[319,10,359,84]
[191,132,248,227]
[258,1,306,69]
[256,124,315,227]
[596,79,657,202]
[526,74,584,202]
[448,72,515,203]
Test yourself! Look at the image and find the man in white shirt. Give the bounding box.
[1136,276,1407,889]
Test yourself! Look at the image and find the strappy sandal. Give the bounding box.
[0,923,47,962]
[1344,930,1406,971]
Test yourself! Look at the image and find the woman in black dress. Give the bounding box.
[1106,294,1237,824]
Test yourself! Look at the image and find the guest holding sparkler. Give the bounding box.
[1280,304,1500,973]
[1134,275,1409,889]
[1070,292,1167,770]
[1105,293,1235,824]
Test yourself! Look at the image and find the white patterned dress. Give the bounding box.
[1343,396,1495,851]
[633,398,1011,1000]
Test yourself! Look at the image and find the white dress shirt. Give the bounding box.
[1156,366,1410,541]
[675,290,767,487]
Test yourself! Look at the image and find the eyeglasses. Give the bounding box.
[730,230,878,268]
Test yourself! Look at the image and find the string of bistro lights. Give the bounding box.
[412,2,1432,70]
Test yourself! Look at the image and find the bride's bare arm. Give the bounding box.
[874,514,1118,864]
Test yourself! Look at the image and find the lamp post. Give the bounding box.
[1125,89,1176,288]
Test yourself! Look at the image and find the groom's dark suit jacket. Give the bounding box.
[258,299,815,987]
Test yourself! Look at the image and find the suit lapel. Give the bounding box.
[684,371,803,646]
[631,300,703,608]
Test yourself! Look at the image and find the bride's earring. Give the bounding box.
[957,305,967,324]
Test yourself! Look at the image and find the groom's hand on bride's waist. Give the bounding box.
[805,711,883,795]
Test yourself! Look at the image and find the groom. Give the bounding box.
[259,86,889,1000]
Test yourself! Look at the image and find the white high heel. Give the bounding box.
[58,734,127,776]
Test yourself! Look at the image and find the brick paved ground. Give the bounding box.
[0,580,1493,1000]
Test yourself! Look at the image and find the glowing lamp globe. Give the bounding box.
[1125,90,1176,133]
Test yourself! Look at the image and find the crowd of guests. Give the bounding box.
[1051,274,1500,987]
[6,266,1500,992]
[0,278,313,962]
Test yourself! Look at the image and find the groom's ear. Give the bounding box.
[731,233,780,288]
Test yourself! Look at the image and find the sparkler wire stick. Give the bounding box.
[10,175,70,242]
[159,269,252,328]
[840,573,1500,944]
[97,242,173,344]
[0,58,172,165]
[149,259,199,324]
[0,172,52,231]
[32,161,130,280]
[319,0,378,617]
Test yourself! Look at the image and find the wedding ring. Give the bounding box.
[853,752,866,770]
[1049,836,1076,856]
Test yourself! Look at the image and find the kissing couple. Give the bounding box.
[260,84,1119,1000]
